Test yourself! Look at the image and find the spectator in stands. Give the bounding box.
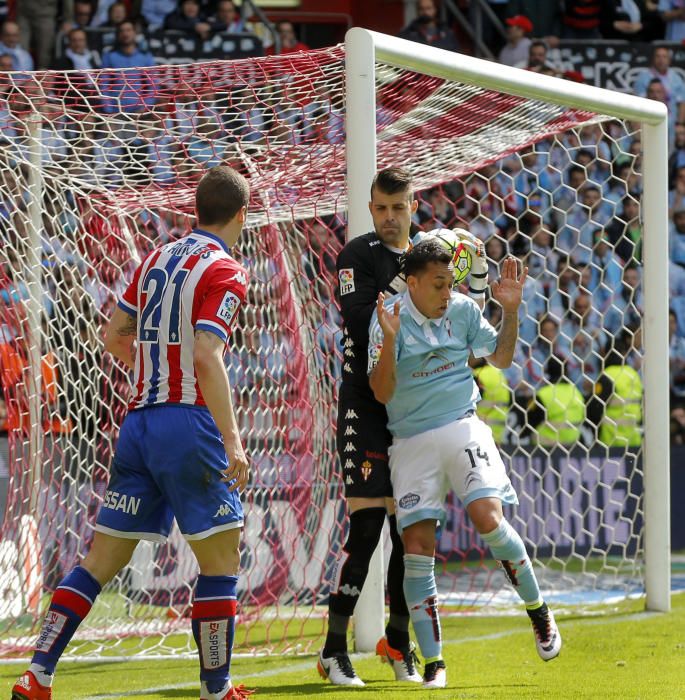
[69,1,94,29]
[507,0,562,38]
[525,40,557,74]
[669,122,685,183]
[561,0,602,39]
[671,259,685,297]
[498,15,532,68]
[670,308,685,398]
[671,205,685,266]
[266,21,309,55]
[589,230,622,312]
[604,263,643,336]
[671,165,685,215]
[607,192,641,263]
[52,28,101,70]
[141,0,179,30]
[100,20,156,113]
[659,0,685,41]
[209,0,245,33]
[100,2,129,28]
[399,0,459,52]
[527,355,586,447]
[0,21,34,71]
[520,315,564,393]
[164,0,211,39]
[16,0,58,69]
[634,46,685,115]
[559,184,612,264]
[472,355,511,445]
[587,326,643,448]
[559,291,603,392]
[600,0,664,41]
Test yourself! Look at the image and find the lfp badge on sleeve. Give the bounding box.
[339,268,355,295]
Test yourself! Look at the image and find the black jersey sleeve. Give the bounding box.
[337,239,380,347]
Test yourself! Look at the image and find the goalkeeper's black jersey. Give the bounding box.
[336,231,407,395]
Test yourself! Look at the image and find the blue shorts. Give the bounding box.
[95,404,244,542]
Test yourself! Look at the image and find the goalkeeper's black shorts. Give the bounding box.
[336,383,393,499]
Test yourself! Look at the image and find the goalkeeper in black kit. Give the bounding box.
[317,166,487,686]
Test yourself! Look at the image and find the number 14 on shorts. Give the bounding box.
[466,447,490,469]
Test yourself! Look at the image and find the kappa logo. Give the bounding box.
[339,268,355,295]
[214,502,233,518]
[344,348,355,357]
[344,459,355,469]
[399,493,421,510]
[343,337,354,348]
[339,583,361,596]
[345,409,358,420]
[344,442,355,452]
[344,426,357,436]
[343,362,352,372]
[346,475,353,485]
[229,270,248,287]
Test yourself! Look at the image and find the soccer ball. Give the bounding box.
[416,228,472,284]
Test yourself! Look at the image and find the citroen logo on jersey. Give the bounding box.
[412,350,455,378]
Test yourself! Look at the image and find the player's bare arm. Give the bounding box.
[369,292,400,404]
[103,307,137,370]
[193,329,249,492]
[488,256,528,369]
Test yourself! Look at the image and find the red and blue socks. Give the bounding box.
[403,553,442,662]
[192,574,238,696]
[30,565,102,685]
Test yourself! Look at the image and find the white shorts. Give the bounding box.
[389,413,518,534]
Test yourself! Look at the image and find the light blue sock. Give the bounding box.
[403,554,442,661]
[481,519,542,607]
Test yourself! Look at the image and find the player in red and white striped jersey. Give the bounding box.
[13,166,254,700]
[119,229,248,409]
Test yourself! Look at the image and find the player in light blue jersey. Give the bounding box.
[368,239,561,689]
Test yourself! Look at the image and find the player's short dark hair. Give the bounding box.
[196,165,250,226]
[403,238,452,278]
[371,166,413,199]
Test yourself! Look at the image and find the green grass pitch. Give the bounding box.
[1,594,684,699]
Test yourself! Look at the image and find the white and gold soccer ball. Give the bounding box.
[414,227,473,284]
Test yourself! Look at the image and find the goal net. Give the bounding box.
[0,39,666,660]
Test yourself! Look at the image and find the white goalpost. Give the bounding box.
[346,28,671,649]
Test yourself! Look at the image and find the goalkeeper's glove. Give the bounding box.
[451,228,488,299]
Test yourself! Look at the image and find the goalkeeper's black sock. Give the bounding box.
[324,507,386,655]
[191,574,237,694]
[385,514,410,650]
[31,565,101,677]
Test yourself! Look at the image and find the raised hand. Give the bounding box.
[377,292,401,338]
[490,256,528,313]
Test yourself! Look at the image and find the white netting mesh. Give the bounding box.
[0,48,644,659]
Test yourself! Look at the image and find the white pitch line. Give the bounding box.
[81,611,661,700]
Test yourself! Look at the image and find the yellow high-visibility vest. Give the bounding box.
[536,382,585,446]
[474,365,510,443]
[599,365,643,447]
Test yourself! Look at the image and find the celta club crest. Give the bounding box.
[361,460,373,481]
